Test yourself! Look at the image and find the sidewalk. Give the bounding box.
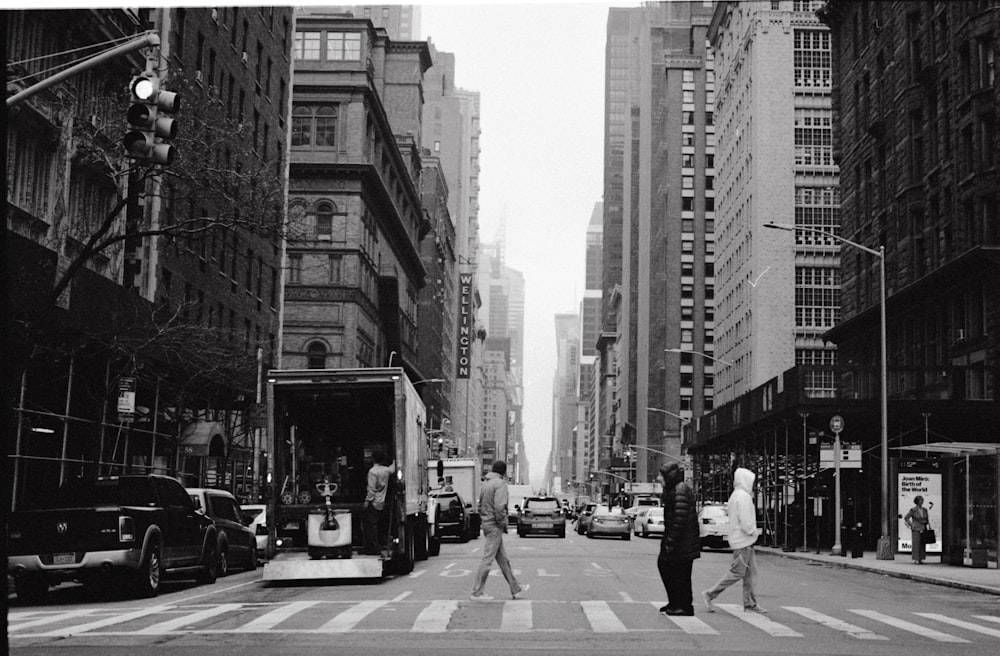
[757,545,1000,596]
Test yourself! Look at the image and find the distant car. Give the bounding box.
[698,503,730,549]
[187,488,257,576]
[633,506,665,538]
[429,486,472,542]
[625,496,661,523]
[586,505,631,540]
[517,496,565,538]
[575,502,598,535]
[241,504,269,559]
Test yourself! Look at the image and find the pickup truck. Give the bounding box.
[8,474,219,602]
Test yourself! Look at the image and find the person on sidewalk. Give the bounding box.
[904,495,930,564]
[656,462,701,616]
[702,467,767,614]
[470,460,529,600]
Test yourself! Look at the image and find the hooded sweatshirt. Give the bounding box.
[726,467,760,550]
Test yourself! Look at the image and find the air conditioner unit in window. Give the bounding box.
[956,328,966,341]
[211,8,218,23]
[195,70,203,83]
[241,51,249,65]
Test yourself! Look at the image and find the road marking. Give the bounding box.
[783,606,887,640]
[408,568,427,578]
[619,591,633,602]
[9,609,98,632]
[537,569,560,577]
[413,600,458,633]
[648,601,718,634]
[316,600,389,632]
[717,603,802,637]
[233,600,320,632]
[915,613,1000,639]
[392,592,412,602]
[974,615,1000,625]
[581,600,627,633]
[172,578,259,604]
[135,603,241,634]
[29,605,174,637]
[500,600,532,632]
[849,610,968,643]
[443,562,456,569]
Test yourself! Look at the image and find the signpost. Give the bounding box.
[117,376,136,424]
[830,415,844,556]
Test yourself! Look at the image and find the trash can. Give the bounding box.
[851,522,863,558]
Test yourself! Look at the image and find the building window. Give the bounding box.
[328,254,342,283]
[291,105,338,148]
[316,203,334,240]
[289,254,302,283]
[327,32,361,61]
[294,31,321,60]
[793,30,831,88]
[307,342,327,369]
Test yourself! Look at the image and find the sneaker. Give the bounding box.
[511,583,530,599]
[469,593,494,601]
[665,608,694,616]
[745,605,767,614]
[702,591,716,613]
[659,604,671,614]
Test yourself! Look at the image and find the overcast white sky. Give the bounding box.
[420,1,636,488]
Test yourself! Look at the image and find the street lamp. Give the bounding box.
[664,347,733,368]
[764,221,892,560]
[411,378,445,386]
[646,406,692,425]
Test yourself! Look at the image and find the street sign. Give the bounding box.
[829,414,844,434]
[819,443,862,468]
[118,376,136,423]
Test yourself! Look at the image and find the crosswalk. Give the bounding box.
[9,599,999,644]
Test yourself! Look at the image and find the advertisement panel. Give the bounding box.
[897,465,942,553]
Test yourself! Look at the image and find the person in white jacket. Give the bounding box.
[702,467,767,613]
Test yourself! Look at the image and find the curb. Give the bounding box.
[758,548,1000,597]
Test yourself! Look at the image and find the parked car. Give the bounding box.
[8,475,218,602]
[633,506,665,538]
[517,496,565,537]
[240,504,269,561]
[429,486,472,542]
[575,502,598,535]
[698,503,730,549]
[187,488,257,576]
[586,504,631,540]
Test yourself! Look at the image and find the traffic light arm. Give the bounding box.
[7,32,159,108]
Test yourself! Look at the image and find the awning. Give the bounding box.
[178,421,227,457]
[893,441,1000,456]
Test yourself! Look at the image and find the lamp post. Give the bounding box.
[764,221,892,560]
[664,347,734,368]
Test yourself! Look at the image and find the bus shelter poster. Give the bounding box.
[897,471,942,553]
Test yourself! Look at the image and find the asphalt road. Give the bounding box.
[8,528,1000,656]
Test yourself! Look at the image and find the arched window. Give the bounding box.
[307,342,327,369]
[316,202,334,240]
[291,106,311,147]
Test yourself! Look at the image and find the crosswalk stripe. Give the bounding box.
[783,606,887,640]
[648,602,718,634]
[849,610,968,643]
[134,603,242,634]
[233,601,320,632]
[9,609,98,632]
[975,615,1000,626]
[581,600,627,633]
[716,603,802,637]
[500,600,532,632]
[316,600,389,633]
[29,605,174,637]
[413,600,458,633]
[915,613,1000,639]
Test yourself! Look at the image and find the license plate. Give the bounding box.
[535,523,553,528]
[53,552,75,565]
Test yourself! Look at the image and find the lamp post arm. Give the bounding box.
[763,222,882,258]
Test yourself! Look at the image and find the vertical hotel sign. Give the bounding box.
[457,273,473,378]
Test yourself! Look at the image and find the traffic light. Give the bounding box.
[124,73,180,164]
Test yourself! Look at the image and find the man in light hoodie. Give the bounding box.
[702,467,767,613]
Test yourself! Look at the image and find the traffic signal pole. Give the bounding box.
[6,32,160,108]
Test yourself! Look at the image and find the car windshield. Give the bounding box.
[241,508,265,524]
[595,505,624,516]
[35,476,157,510]
[638,499,659,506]
[647,507,664,516]
[526,499,559,510]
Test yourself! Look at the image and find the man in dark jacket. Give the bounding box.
[656,462,701,616]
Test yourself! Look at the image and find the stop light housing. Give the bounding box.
[124,73,180,165]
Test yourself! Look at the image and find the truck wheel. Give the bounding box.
[15,575,48,604]
[414,519,429,561]
[427,522,441,557]
[196,543,218,585]
[133,542,161,598]
[390,525,415,575]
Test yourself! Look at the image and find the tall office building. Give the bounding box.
[709,0,839,406]
[551,313,581,492]
[581,203,604,480]
[602,1,717,484]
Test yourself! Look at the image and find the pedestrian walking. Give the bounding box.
[656,462,701,616]
[470,460,529,600]
[904,495,930,564]
[362,447,393,555]
[702,467,767,614]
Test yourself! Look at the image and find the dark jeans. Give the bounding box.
[657,556,694,612]
[363,503,388,554]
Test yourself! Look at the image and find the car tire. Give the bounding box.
[133,542,161,598]
[217,544,230,577]
[586,528,594,539]
[196,542,218,585]
[15,575,49,605]
[623,532,631,541]
[247,544,258,571]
